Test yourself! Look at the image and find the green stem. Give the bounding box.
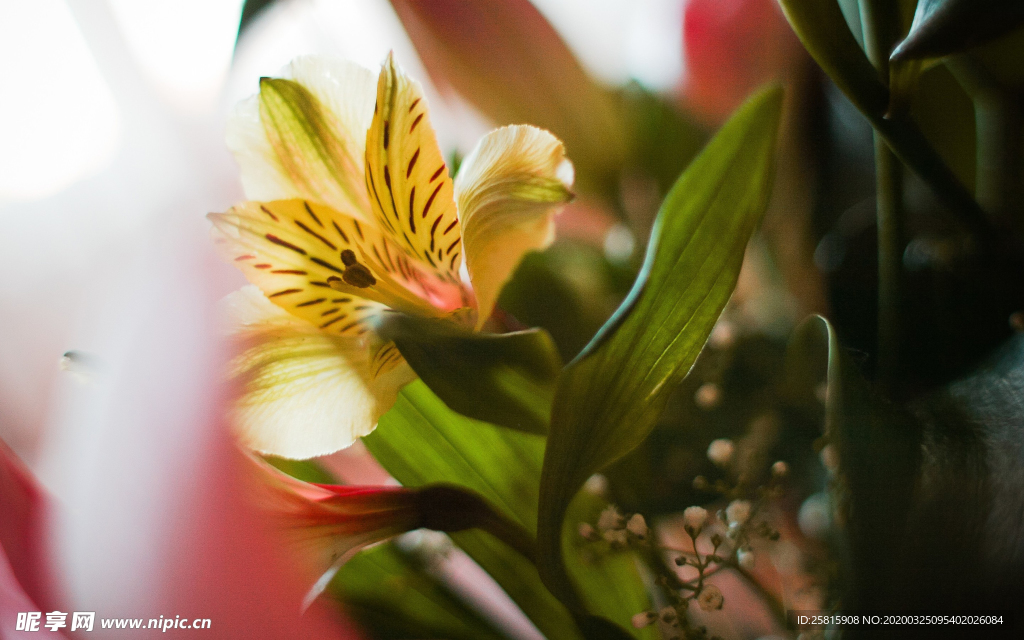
[873,138,904,389]
[859,0,905,390]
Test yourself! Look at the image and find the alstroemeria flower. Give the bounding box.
[210,54,573,459]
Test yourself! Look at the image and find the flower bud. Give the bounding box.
[659,606,678,623]
[583,473,609,495]
[631,611,657,629]
[597,505,625,531]
[707,439,735,466]
[682,506,709,534]
[771,460,789,477]
[626,513,649,539]
[737,547,755,570]
[726,499,751,525]
[578,522,599,541]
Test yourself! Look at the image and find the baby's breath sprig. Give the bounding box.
[645,447,792,636]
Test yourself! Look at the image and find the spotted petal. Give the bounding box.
[364,53,466,295]
[454,125,574,327]
[225,286,415,459]
[227,56,376,220]
[209,199,467,325]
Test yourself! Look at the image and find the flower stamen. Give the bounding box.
[334,250,377,288]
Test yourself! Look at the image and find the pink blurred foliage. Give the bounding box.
[155,425,364,640]
[682,0,804,125]
[1,241,362,638]
[1,441,65,635]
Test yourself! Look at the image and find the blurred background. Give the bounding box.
[2,0,1022,638]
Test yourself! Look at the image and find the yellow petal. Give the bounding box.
[209,198,467,324]
[454,125,574,327]
[224,286,415,459]
[226,56,375,219]
[364,53,466,301]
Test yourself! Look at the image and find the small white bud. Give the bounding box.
[737,547,755,570]
[726,499,752,526]
[695,383,722,409]
[583,473,609,495]
[771,460,789,477]
[706,438,735,466]
[578,522,598,541]
[659,606,677,623]
[682,506,708,534]
[727,521,741,538]
[631,611,657,629]
[697,584,724,611]
[626,513,648,539]
[597,506,625,531]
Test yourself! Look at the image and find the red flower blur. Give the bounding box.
[682,0,803,124]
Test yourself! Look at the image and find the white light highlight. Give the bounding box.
[0,0,120,201]
[107,0,243,113]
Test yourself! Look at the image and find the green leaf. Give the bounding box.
[364,383,576,639]
[498,245,629,363]
[330,542,508,640]
[785,316,922,611]
[891,0,1024,63]
[365,382,654,639]
[262,456,336,484]
[536,86,784,608]
[381,315,561,435]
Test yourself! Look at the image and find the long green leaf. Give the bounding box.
[330,542,508,640]
[785,316,922,611]
[381,315,561,435]
[365,382,655,639]
[537,86,784,608]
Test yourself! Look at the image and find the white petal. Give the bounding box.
[454,125,574,328]
[224,286,415,459]
[226,55,376,219]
